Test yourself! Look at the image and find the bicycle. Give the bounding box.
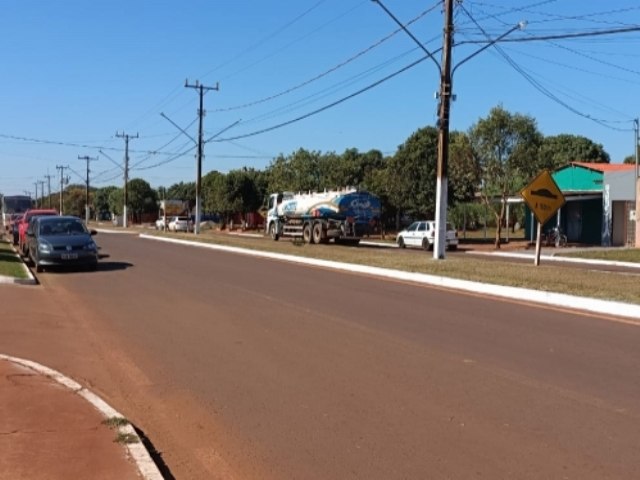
[544,226,567,248]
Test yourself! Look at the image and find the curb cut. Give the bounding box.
[0,354,164,480]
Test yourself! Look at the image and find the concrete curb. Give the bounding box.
[468,250,640,269]
[139,234,640,322]
[0,354,164,480]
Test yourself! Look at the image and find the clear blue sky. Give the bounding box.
[1,0,639,196]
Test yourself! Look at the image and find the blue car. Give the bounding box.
[26,216,99,272]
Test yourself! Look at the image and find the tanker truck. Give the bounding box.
[265,188,381,245]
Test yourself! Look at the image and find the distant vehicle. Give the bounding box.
[265,188,381,245]
[26,216,98,273]
[1,195,32,232]
[18,209,58,256]
[157,200,189,230]
[396,221,458,251]
[168,216,190,232]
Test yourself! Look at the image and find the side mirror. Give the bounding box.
[90,229,98,236]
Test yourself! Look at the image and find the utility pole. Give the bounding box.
[634,118,639,247]
[38,180,46,209]
[34,182,39,208]
[44,173,53,208]
[56,165,69,214]
[433,0,455,260]
[115,132,138,228]
[78,155,98,223]
[185,79,219,234]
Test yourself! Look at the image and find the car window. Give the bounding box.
[406,222,418,232]
[417,223,426,232]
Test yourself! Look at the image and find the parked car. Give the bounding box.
[26,216,98,272]
[396,221,458,251]
[168,216,190,232]
[18,209,58,256]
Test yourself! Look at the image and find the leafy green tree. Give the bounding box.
[385,126,439,228]
[265,149,322,193]
[623,146,639,164]
[62,185,86,217]
[469,105,542,248]
[167,181,196,208]
[538,134,610,170]
[108,188,123,215]
[127,178,158,222]
[94,186,119,219]
[448,131,480,204]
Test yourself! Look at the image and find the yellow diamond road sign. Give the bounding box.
[520,170,566,225]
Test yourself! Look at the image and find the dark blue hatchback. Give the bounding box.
[26,216,99,272]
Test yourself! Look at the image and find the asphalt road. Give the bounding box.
[1,232,639,479]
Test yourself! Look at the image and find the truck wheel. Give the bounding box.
[312,222,324,244]
[269,223,279,241]
[302,224,312,244]
[397,237,405,248]
[422,239,432,251]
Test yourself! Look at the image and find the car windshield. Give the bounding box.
[39,219,87,235]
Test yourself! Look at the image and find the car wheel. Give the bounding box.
[448,244,457,251]
[397,237,405,249]
[422,239,430,251]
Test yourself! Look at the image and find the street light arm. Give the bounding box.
[160,112,197,145]
[371,0,441,71]
[204,119,242,143]
[98,149,124,171]
[452,22,526,77]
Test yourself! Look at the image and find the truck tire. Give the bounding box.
[302,223,312,244]
[312,222,324,244]
[269,222,279,241]
[397,237,405,248]
[422,239,432,251]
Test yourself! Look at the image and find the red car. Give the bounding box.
[18,209,58,256]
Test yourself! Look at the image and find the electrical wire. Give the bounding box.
[458,3,634,132]
[213,2,440,113]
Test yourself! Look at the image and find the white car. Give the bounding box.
[168,216,191,232]
[396,221,458,251]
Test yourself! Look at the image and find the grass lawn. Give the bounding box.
[146,229,640,305]
[0,240,28,279]
[559,249,640,263]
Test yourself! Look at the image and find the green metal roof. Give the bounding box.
[552,163,603,192]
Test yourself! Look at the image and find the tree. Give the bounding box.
[127,178,158,222]
[94,186,119,219]
[469,105,542,248]
[385,126,439,229]
[623,145,639,164]
[266,149,322,193]
[62,185,86,217]
[538,134,610,170]
[167,181,196,209]
[448,131,480,204]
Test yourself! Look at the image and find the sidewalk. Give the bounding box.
[0,356,162,480]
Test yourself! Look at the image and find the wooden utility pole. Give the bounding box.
[185,79,219,234]
[78,155,97,223]
[115,132,138,228]
[56,165,69,214]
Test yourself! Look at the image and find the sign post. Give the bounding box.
[520,170,566,266]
